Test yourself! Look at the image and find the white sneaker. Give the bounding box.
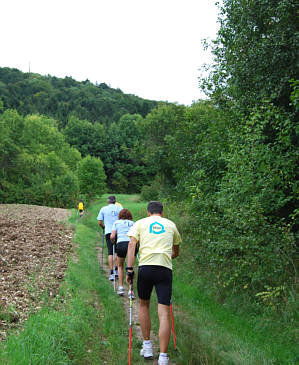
[109,273,114,281]
[140,343,153,359]
[158,356,169,365]
[117,286,125,295]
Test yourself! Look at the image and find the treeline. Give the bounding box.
[0,67,158,126]
[0,107,155,204]
[0,69,159,203]
[0,109,106,207]
[140,0,298,310]
[62,113,155,192]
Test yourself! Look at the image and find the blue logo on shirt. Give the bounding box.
[149,222,165,234]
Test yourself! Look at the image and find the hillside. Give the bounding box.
[0,67,160,201]
[0,67,158,127]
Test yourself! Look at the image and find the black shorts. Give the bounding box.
[116,241,139,258]
[137,265,172,306]
[105,234,114,255]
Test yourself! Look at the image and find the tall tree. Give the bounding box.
[203,0,298,113]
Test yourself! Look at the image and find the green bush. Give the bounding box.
[140,185,158,201]
[77,155,106,198]
[140,175,167,202]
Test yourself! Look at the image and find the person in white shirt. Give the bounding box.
[97,195,122,280]
[110,209,138,296]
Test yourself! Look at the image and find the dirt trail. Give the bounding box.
[97,236,176,365]
[0,204,73,341]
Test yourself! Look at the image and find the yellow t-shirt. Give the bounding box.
[78,202,84,210]
[127,215,181,270]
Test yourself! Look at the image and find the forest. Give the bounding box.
[0,0,298,332]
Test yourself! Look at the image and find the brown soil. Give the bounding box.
[0,204,73,341]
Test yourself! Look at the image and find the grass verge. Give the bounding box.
[164,202,299,365]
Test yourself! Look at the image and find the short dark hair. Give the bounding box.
[107,195,116,203]
[118,209,133,220]
[147,201,163,214]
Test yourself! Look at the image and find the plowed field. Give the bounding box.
[0,204,73,341]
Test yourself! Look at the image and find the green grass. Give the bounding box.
[1,194,297,364]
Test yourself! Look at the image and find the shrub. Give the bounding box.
[77,156,106,198]
[140,185,158,201]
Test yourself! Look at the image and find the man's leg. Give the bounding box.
[158,304,171,353]
[139,299,151,340]
[154,266,172,358]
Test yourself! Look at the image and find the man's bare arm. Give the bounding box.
[110,230,116,243]
[126,237,137,284]
[172,245,179,259]
[127,237,137,267]
[98,220,104,230]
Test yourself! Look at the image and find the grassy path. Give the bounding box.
[0,194,297,364]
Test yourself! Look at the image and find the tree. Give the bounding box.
[77,156,106,198]
[165,101,228,196]
[63,116,95,156]
[139,103,186,186]
[0,109,81,207]
[203,0,298,113]
[21,114,64,154]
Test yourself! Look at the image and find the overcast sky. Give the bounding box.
[0,0,219,105]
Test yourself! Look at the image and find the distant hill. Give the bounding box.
[0,67,159,127]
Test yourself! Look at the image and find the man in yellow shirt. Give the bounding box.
[126,201,181,365]
[115,201,123,208]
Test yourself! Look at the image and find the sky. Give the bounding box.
[0,0,219,105]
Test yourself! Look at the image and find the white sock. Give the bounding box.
[159,353,168,358]
[143,340,151,346]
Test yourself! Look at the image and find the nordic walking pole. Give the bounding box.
[113,244,116,292]
[170,300,177,351]
[101,230,104,267]
[128,281,133,365]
